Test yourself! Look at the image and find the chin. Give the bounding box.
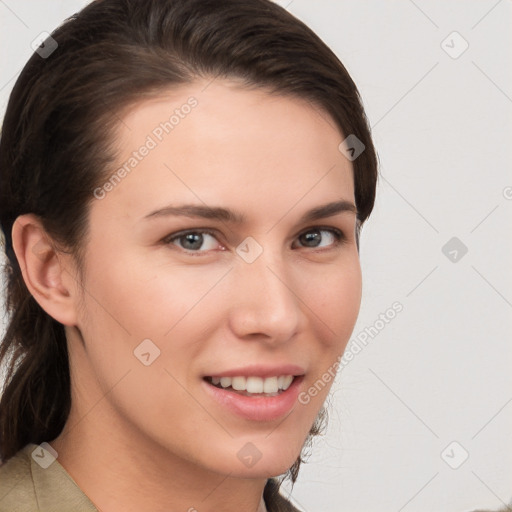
[220,436,304,480]
[226,458,297,480]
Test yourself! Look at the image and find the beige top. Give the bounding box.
[0,443,300,511]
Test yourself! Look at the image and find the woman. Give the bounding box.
[0,0,378,510]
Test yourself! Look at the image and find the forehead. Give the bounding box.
[93,78,354,226]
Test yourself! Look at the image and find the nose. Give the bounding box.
[227,245,302,345]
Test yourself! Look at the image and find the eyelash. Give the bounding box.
[162,226,347,255]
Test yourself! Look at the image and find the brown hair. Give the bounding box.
[0,0,378,488]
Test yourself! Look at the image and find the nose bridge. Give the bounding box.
[229,240,301,341]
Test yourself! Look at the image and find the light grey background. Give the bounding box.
[1,1,511,511]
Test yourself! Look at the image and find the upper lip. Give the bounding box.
[205,364,305,378]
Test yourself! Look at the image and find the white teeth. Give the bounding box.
[246,377,263,393]
[232,376,246,391]
[210,375,295,393]
[220,377,232,388]
[282,375,293,390]
[263,376,278,394]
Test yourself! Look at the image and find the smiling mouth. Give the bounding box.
[203,375,297,397]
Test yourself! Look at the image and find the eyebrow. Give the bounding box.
[143,199,357,225]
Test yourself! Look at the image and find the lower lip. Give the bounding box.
[202,376,304,422]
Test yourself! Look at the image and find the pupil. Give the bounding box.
[301,230,320,247]
[183,233,202,250]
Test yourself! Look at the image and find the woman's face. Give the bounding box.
[68,78,362,478]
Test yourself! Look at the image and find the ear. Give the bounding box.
[11,213,80,327]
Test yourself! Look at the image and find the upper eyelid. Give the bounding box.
[165,223,347,237]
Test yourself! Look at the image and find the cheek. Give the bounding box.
[296,258,361,409]
[76,248,230,383]
[73,252,226,436]
[305,258,362,350]
[82,245,221,334]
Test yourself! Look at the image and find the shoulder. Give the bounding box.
[1,449,299,512]
[469,508,512,512]
[264,478,302,512]
[0,443,98,512]
[0,444,38,511]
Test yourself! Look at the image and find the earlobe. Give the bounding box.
[11,214,79,326]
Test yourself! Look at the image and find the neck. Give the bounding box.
[52,409,269,512]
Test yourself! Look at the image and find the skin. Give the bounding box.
[12,78,362,512]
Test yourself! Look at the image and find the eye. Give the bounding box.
[163,229,223,253]
[294,227,346,250]
[162,226,346,255]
